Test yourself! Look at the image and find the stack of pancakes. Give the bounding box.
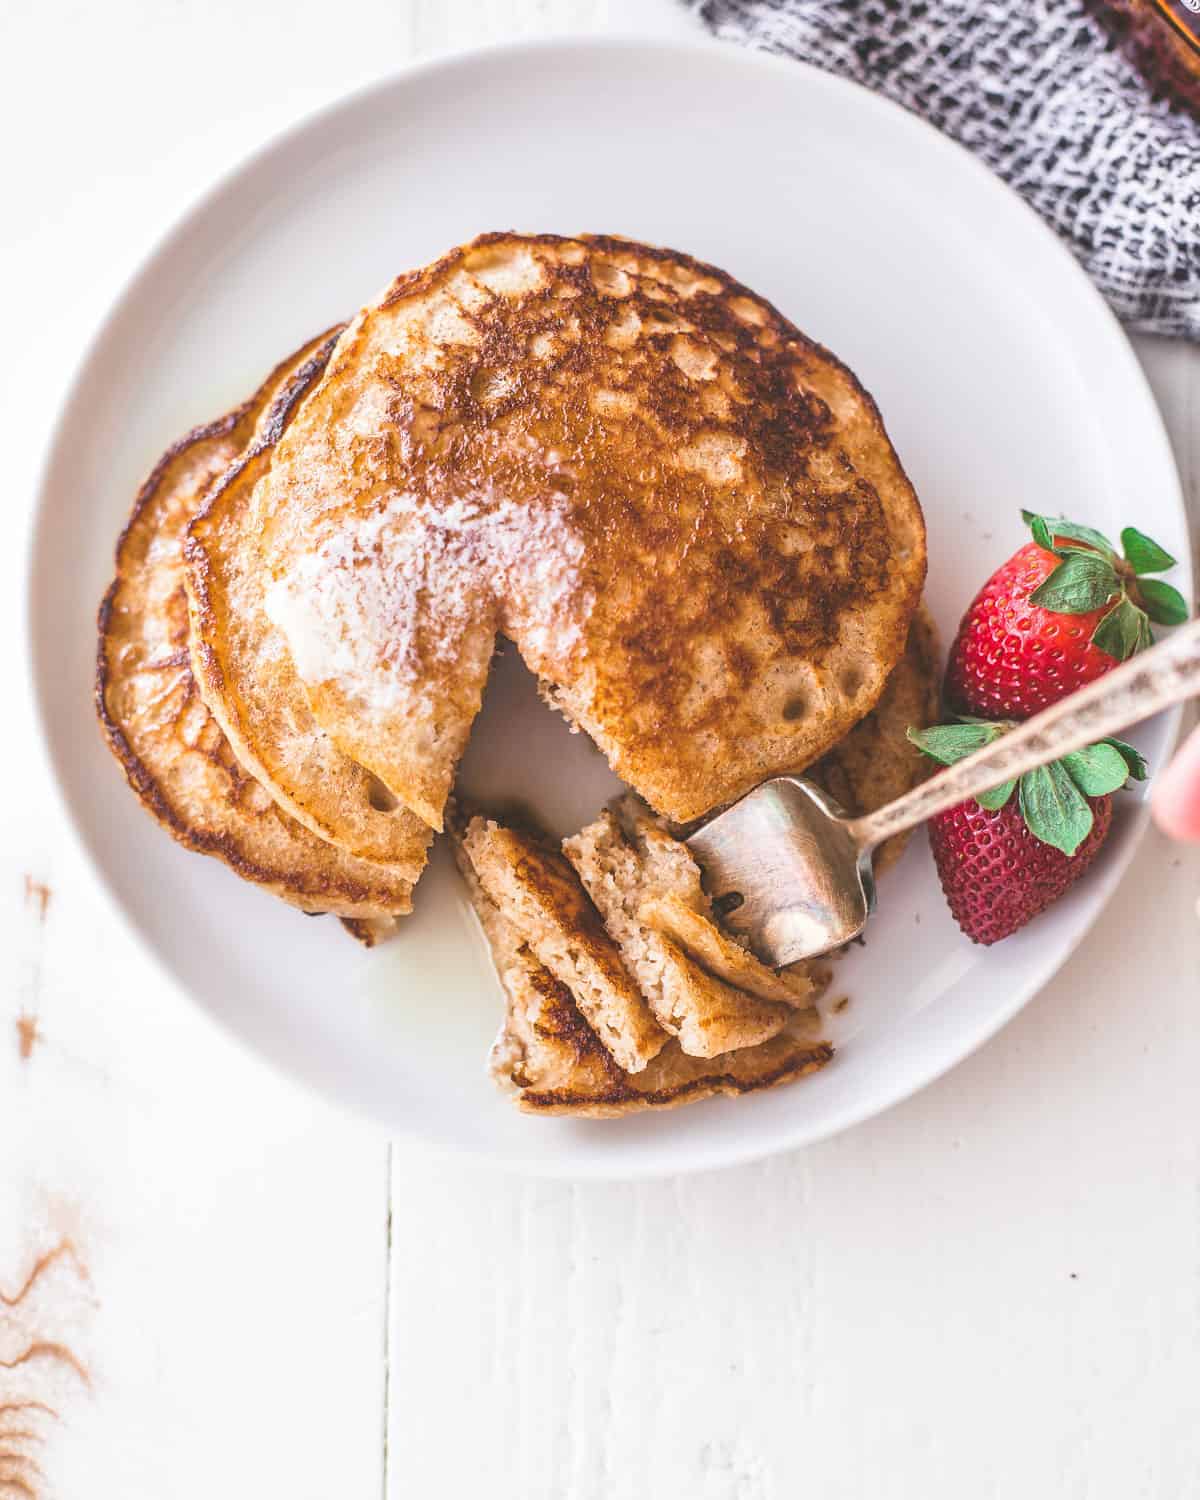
[96,232,931,1108]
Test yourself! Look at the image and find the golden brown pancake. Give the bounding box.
[96,333,415,923]
[454,827,832,1117]
[187,232,925,851]
[184,374,433,880]
[565,797,818,1057]
[458,814,667,1072]
[807,605,940,875]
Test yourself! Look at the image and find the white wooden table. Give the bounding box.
[3,2,1198,1494]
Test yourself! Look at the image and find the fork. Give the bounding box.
[687,615,1200,966]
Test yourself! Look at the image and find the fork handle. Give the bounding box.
[846,614,1200,852]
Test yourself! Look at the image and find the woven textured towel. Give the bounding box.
[691,0,1200,338]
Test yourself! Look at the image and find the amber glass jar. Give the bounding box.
[1105,0,1200,108]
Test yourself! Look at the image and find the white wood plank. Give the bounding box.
[0,831,394,1496]
[0,764,393,1497]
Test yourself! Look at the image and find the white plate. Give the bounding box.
[28,37,1190,1179]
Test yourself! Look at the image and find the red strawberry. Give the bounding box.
[927,790,1112,946]
[907,720,1146,945]
[946,512,1187,720]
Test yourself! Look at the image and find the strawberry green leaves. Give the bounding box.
[1091,595,1154,659]
[1120,526,1188,626]
[1029,550,1118,613]
[903,721,1004,765]
[1120,527,1175,576]
[975,779,1017,811]
[1058,741,1135,798]
[1019,761,1094,856]
[1010,737,1146,854]
[1139,578,1189,626]
[904,722,1019,809]
[1022,510,1116,560]
[1021,510,1189,662]
[907,718,1147,856]
[1099,736,1148,782]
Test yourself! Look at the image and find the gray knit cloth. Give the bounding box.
[691,0,1200,338]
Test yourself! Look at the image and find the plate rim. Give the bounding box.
[24,33,1192,1179]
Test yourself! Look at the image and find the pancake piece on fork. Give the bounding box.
[455,812,668,1073]
[96,332,420,932]
[452,821,832,1118]
[185,231,926,851]
[565,796,821,1058]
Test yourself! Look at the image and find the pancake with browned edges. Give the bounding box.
[186,232,926,855]
[184,369,433,878]
[96,333,420,925]
[808,604,940,875]
[452,818,832,1118]
[565,796,819,1058]
[458,812,668,1073]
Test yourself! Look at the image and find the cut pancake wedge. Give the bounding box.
[454,828,832,1117]
[565,798,819,1058]
[457,814,667,1073]
[96,332,416,922]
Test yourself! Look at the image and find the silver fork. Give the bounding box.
[687,615,1200,966]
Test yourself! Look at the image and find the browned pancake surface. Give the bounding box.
[459,815,667,1073]
[808,605,940,874]
[565,799,817,1058]
[96,334,416,919]
[189,232,925,842]
[454,830,832,1118]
